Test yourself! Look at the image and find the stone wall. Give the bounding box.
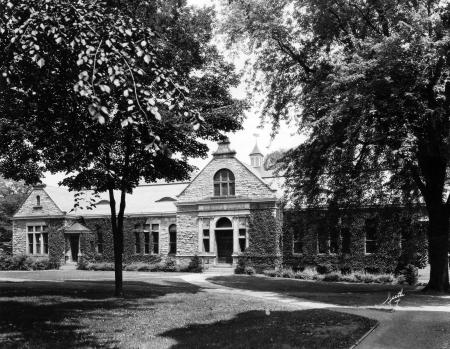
[176,211,198,255]
[178,157,276,202]
[14,188,63,217]
[12,218,66,259]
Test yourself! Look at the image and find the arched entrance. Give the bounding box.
[215,217,233,264]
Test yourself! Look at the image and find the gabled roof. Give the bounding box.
[65,222,91,233]
[15,182,189,218]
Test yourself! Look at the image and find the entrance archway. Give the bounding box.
[215,217,233,264]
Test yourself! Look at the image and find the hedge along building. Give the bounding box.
[11,138,283,268]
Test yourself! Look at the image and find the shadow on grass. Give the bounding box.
[207,275,419,306]
[161,309,375,349]
[0,279,200,348]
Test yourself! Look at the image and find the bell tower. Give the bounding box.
[249,135,263,169]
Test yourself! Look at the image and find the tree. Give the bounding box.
[0,178,30,223]
[222,0,450,291]
[1,0,242,296]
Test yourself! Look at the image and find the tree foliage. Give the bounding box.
[223,0,450,291]
[0,0,243,295]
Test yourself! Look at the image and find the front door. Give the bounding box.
[216,230,233,264]
[69,235,79,263]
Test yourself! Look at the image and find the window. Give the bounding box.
[365,218,377,254]
[97,231,103,254]
[135,232,141,254]
[213,169,235,196]
[36,195,41,206]
[169,224,177,255]
[238,217,247,252]
[203,229,210,252]
[239,229,247,252]
[341,227,351,254]
[144,232,150,254]
[151,224,159,254]
[27,225,48,255]
[216,217,232,228]
[293,230,302,254]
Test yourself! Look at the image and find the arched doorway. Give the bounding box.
[215,217,233,264]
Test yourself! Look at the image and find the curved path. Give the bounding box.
[181,273,450,349]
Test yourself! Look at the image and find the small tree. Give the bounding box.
[1,0,242,296]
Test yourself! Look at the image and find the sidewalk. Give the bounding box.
[181,273,450,349]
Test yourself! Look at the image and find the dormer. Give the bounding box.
[249,141,263,169]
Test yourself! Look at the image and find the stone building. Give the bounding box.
[11,138,282,268]
[11,138,428,272]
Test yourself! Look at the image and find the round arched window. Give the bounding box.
[216,217,232,228]
[213,169,235,196]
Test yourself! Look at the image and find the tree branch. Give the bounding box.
[273,37,313,74]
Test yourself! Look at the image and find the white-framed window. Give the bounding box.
[213,169,235,196]
[27,224,48,255]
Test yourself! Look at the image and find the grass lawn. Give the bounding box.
[0,274,375,348]
[208,274,423,307]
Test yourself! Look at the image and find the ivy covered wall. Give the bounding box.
[81,216,175,263]
[283,206,428,273]
[240,205,282,272]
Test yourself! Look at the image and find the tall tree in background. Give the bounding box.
[223,0,450,291]
[0,0,242,296]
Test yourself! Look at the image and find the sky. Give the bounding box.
[42,0,303,186]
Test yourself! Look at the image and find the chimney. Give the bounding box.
[213,137,236,159]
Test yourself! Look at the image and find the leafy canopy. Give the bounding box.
[223,0,450,207]
[0,0,242,193]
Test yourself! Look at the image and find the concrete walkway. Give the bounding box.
[181,273,450,349]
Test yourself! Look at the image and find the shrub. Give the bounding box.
[0,253,12,270]
[10,255,33,270]
[244,266,256,275]
[322,272,341,282]
[88,262,115,271]
[340,265,352,275]
[281,268,295,278]
[374,274,395,284]
[0,254,58,271]
[234,258,246,274]
[294,268,316,280]
[77,257,89,270]
[340,273,357,283]
[137,263,157,272]
[162,257,179,272]
[263,269,281,277]
[316,263,334,274]
[32,259,51,270]
[186,255,203,273]
[403,264,418,285]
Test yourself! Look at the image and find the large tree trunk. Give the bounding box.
[424,203,449,292]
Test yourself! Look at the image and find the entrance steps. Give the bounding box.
[204,264,234,275]
[60,263,77,271]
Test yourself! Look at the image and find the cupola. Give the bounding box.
[249,140,263,169]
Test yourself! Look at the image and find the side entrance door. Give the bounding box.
[69,235,80,263]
